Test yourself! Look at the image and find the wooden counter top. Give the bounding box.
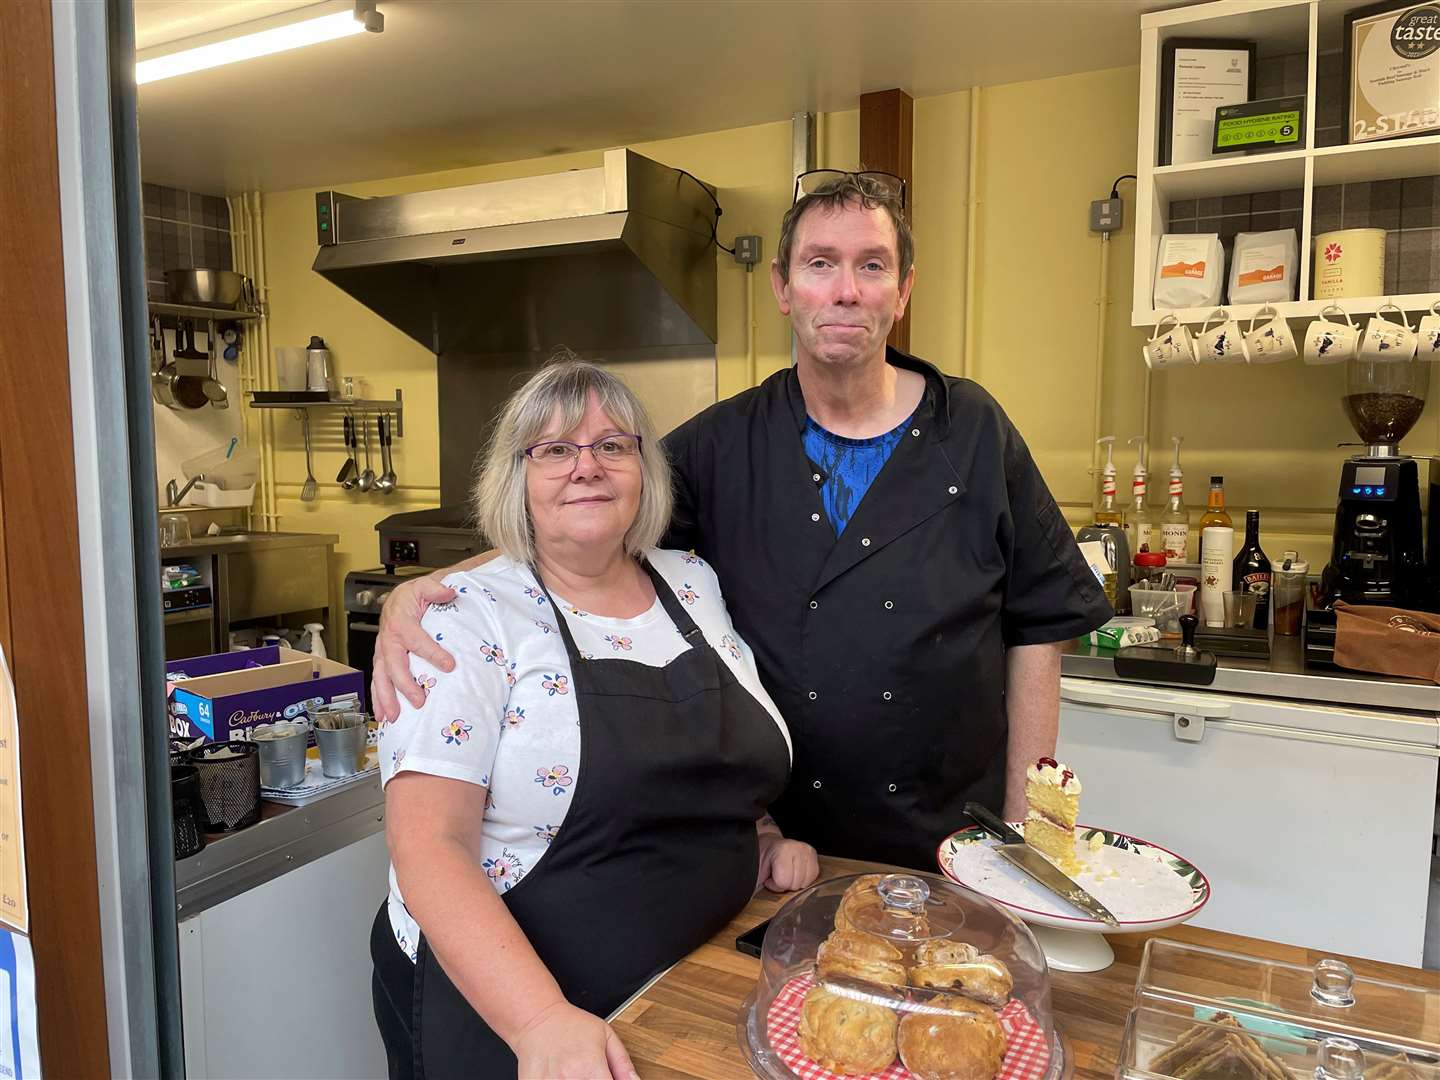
[612,856,1439,1080]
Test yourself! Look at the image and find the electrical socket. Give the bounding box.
[734,235,762,267]
[1089,198,1123,233]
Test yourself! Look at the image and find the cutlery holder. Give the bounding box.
[186,740,261,831]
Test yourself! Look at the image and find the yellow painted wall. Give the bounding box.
[257,66,1435,646]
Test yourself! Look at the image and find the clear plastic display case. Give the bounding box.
[737,871,1065,1080]
[1120,939,1439,1080]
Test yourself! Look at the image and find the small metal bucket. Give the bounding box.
[253,721,309,788]
[314,713,367,778]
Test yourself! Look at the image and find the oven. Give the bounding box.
[344,568,428,689]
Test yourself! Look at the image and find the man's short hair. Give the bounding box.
[775,174,914,284]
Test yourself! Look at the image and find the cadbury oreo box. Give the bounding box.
[165,646,365,744]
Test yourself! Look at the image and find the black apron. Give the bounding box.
[371,558,790,1079]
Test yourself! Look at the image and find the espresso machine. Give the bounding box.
[1318,351,1429,610]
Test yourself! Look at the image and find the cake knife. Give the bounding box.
[962,802,1120,928]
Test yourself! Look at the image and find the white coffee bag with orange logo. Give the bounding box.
[1153,233,1223,309]
[1227,229,1298,305]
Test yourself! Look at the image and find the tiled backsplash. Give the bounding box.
[1312,178,1439,296]
[1166,177,1439,298]
[142,183,233,303]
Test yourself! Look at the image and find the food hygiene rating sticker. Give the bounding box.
[1215,111,1300,148]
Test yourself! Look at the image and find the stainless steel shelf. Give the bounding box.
[246,390,404,437]
[150,301,263,322]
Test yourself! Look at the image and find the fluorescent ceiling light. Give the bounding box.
[137,9,371,85]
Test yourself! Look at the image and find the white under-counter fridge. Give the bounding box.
[1057,646,1439,967]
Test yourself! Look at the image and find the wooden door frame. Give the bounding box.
[0,1,113,1075]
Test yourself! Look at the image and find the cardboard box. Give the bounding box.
[166,646,365,744]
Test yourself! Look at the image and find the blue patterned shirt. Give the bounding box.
[802,414,912,536]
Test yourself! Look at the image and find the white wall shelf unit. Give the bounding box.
[1133,0,1440,329]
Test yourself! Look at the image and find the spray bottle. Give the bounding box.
[1127,436,1156,556]
[1077,436,1131,612]
[1160,436,1189,562]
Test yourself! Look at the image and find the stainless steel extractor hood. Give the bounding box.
[311,148,718,352]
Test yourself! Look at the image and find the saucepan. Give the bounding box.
[165,269,247,309]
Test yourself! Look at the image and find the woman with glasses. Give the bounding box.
[370,357,812,1080]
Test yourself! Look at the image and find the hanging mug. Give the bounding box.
[1197,309,1248,364]
[1243,305,1298,364]
[1358,302,1418,362]
[1142,314,1198,370]
[1418,300,1440,362]
[1303,304,1358,366]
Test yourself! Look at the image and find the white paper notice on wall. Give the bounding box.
[0,649,26,934]
[0,931,39,1080]
[1171,48,1251,165]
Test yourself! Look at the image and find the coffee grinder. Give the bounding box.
[1318,350,1428,609]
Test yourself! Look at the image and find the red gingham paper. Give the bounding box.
[766,973,1051,1080]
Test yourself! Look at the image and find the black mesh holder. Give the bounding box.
[170,763,207,859]
[186,741,261,831]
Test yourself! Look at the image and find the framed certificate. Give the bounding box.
[1159,38,1257,166]
[1345,1,1440,143]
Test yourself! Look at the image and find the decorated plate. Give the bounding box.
[936,823,1210,932]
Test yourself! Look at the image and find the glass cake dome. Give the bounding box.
[737,871,1064,1080]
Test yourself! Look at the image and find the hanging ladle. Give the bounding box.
[357,412,375,492]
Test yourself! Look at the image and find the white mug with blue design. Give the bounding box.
[1142,314,1198,370]
[1243,305,1298,365]
[1358,302,1417,363]
[1197,309,1247,365]
[1303,305,1358,366]
[1417,301,1440,362]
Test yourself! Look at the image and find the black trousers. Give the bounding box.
[371,904,416,1080]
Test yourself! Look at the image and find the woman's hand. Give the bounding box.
[371,574,459,723]
[511,1001,639,1080]
[757,833,819,894]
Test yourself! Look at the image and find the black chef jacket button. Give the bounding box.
[807,691,817,701]
[887,783,898,793]
[861,537,871,547]
[810,512,821,522]
[883,691,892,700]
[884,600,894,610]
[812,473,821,483]
[809,600,818,610]
[948,485,958,494]
[812,779,822,789]
[911,428,920,437]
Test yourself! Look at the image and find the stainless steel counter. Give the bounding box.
[160,530,338,559]
[174,775,384,916]
[1063,635,1438,714]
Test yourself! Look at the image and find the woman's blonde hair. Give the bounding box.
[472,355,672,564]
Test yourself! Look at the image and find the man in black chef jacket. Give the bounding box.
[372,171,1113,871]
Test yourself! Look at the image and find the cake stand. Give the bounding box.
[937,823,1211,973]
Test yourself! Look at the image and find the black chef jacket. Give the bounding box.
[661,347,1113,870]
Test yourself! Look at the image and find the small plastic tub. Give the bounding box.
[1127,583,1197,634]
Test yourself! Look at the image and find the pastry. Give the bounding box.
[817,929,908,988]
[910,940,1014,1007]
[1148,1013,1292,1080]
[1024,756,1082,874]
[797,984,898,1076]
[1369,1055,1421,1080]
[897,992,1007,1080]
[843,873,886,899]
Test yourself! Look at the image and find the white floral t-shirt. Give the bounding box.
[379,547,791,961]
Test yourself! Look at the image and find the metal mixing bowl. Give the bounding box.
[165,268,246,309]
